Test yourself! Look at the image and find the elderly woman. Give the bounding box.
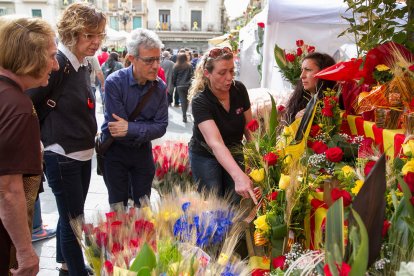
[188,47,257,204]
[0,16,58,275]
[28,3,106,275]
[283,52,336,125]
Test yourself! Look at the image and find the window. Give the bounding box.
[133,16,142,29]
[0,8,6,16]
[159,10,170,31]
[108,0,118,10]
[132,0,142,12]
[191,10,201,31]
[110,16,119,31]
[32,9,42,18]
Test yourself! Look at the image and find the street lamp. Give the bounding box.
[119,8,130,31]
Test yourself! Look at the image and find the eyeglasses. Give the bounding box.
[82,33,106,41]
[136,56,161,65]
[208,47,233,59]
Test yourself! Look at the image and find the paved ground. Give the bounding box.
[33,93,192,275]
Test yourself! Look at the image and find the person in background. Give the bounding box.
[97,46,109,66]
[31,197,57,242]
[27,3,106,275]
[0,16,58,275]
[101,52,124,80]
[158,66,166,83]
[101,29,168,207]
[283,52,336,125]
[188,46,257,204]
[86,55,105,98]
[160,50,175,105]
[191,52,200,70]
[172,53,193,123]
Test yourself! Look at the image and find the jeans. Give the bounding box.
[104,142,154,206]
[32,198,42,232]
[189,150,242,203]
[44,152,90,276]
[176,86,189,121]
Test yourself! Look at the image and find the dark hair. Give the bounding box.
[174,53,190,70]
[102,46,108,52]
[284,52,336,125]
[107,52,119,70]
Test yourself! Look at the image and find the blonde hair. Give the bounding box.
[57,2,106,50]
[188,49,233,101]
[0,16,55,78]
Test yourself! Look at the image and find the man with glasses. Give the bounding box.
[100,29,168,208]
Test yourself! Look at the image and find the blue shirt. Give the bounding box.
[101,65,168,144]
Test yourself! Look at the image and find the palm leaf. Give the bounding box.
[268,93,278,146]
[351,153,386,266]
[349,209,369,276]
[274,44,287,70]
[325,198,345,266]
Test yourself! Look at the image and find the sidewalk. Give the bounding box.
[33,95,192,275]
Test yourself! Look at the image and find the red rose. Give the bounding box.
[310,124,321,137]
[296,47,303,56]
[272,255,286,269]
[277,105,286,112]
[286,53,295,62]
[104,261,114,273]
[257,22,265,28]
[307,140,314,148]
[177,164,186,174]
[263,152,278,166]
[307,45,316,53]
[331,188,352,207]
[111,242,123,254]
[311,141,328,154]
[323,97,335,109]
[296,39,304,47]
[364,160,376,176]
[155,167,165,178]
[252,269,270,276]
[246,119,259,132]
[324,262,351,276]
[325,147,344,162]
[382,220,391,237]
[322,107,334,117]
[267,191,278,201]
[403,172,414,193]
[409,64,414,71]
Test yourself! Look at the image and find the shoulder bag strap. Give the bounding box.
[128,81,158,121]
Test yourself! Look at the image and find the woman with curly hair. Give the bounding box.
[27,3,106,275]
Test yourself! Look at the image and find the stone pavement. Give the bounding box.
[33,94,192,275]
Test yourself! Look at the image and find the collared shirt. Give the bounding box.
[58,43,88,71]
[101,65,168,144]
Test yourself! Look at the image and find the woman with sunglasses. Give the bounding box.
[188,47,258,205]
[27,3,106,275]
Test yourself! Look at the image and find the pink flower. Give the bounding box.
[311,141,328,154]
[263,152,278,166]
[331,188,352,207]
[285,53,295,62]
[325,147,343,162]
[296,40,304,47]
[272,255,286,269]
[307,45,316,53]
[246,119,259,132]
[257,22,265,28]
[296,47,303,56]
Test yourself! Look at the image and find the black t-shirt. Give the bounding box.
[189,80,251,157]
[0,77,42,176]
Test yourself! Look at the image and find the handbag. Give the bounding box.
[95,81,158,176]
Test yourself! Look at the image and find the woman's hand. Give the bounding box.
[295,108,306,120]
[108,114,128,137]
[234,172,258,205]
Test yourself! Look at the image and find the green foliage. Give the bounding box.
[325,198,345,268]
[349,209,369,276]
[340,0,410,55]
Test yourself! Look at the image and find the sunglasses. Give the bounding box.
[136,56,161,65]
[208,47,233,59]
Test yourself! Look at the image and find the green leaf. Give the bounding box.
[396,175,414,218]
[325,198,344,265]
[274,44,287,70]
[130,243,157,273]
[349,209,369,276]
[268,93,278,146]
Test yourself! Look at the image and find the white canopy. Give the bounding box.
[105,27,128,43]
[238,0,356,95]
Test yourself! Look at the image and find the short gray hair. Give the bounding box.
[126,29,163,57]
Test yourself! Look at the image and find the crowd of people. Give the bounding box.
[0,2,337,275]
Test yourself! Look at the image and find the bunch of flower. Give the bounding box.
[274,39,316,86]
[152,141,192,194]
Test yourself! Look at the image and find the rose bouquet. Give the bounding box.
[274,39,316,86]
[152,141,192,194]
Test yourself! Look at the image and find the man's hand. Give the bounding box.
[108,114,128,137]
[10,247,39,276]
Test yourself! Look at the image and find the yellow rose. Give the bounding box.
[351,180,364,195]
[341,165,355,177]
[279,174,291,190]
[375,64,390,71]
[402,140,414,157]
[249,168,265,183]
[254,215,270,233]
[402,160,414,175]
